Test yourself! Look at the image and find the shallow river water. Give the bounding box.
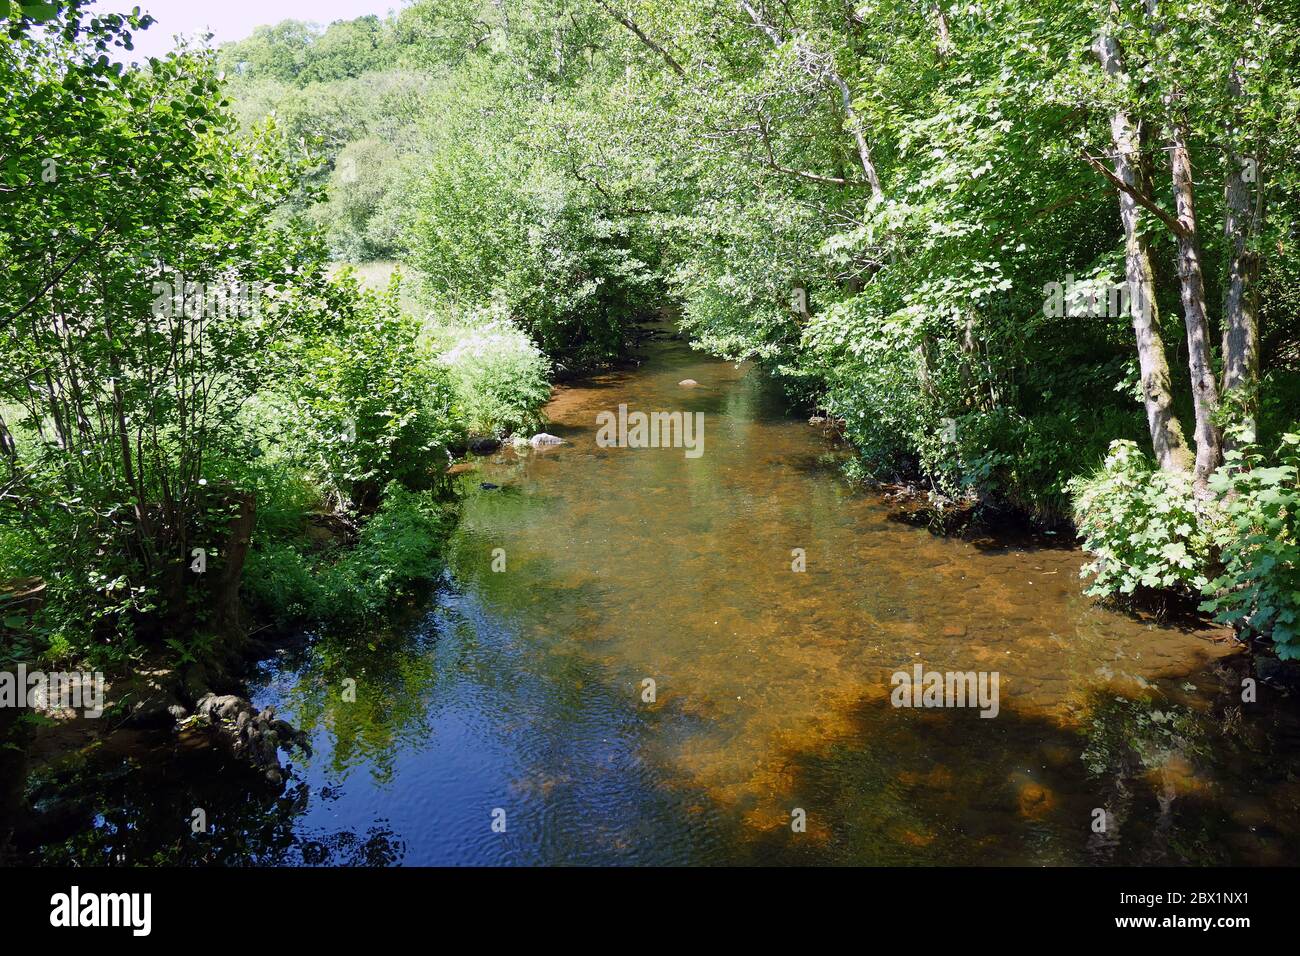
[26,322,1300,865]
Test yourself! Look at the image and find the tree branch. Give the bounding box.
[738,0,883,199]
[1081,149,1189,239]
[757,115,867,187]
[595,0,687,78]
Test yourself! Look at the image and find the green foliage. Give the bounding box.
[241,538,321,626]
[243,484,454,628]
[424,304,552,437]
[405,67,658,368]
[0,502,150,669]
[1069,441,1213,598]
[324,484,454,622]
[6,0,1300,671]
[315,137,410,260]
[281,271,460,510]
[0,6,464,671]
[1200,434,1300,657]
[217,17,396,84]
[224,8,661,368]
[0,3,327,659]
[1071,432,1300,657]
[219,65,433,256]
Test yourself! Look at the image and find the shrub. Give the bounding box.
[1069,440,1214,598]
[241,539,326,626]
[242,483,453,628]
[425,304,551,437]
[0,461,153,669]
[1200,433,1300,658]
[286,274,460,509]
[406,70,658,368]
[321,484,454,623]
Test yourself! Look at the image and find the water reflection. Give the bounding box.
[18,735,404,865]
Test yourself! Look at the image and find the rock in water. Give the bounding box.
[468,436,502,454]
[529,433,565,448]
[193,693,311,785]
[679,379,698,387]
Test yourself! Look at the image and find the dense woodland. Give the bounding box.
[2,0,1299,700]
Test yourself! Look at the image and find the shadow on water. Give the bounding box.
[20,584,1297,866]
[15,733,405,865]
[734,661,1300,866]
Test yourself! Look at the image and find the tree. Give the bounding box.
[0,2,330,646]
[1093,11,1194,474]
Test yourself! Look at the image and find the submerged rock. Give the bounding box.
[1013,777,1057,820]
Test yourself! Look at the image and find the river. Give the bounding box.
[24,320,1300,865]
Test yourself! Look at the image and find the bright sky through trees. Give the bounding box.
[125,0,399,61]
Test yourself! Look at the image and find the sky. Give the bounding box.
[120,0,402,62]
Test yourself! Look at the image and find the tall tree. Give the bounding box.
[1093,20,1193,474]
[1221,66,1261,442]
[1167,110,1223,481]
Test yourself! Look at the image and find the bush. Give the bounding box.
[424,304,551,437]
[1200,433,1300,658]
[285,273,461,509]
[241,539,325,626]
[1069,440,1214,598]
[406,69,658,369]
[0,521,142,670]
[0,13,331,664]
[243,483,453,628]
[322,483,454,622]
[314,137,416,260]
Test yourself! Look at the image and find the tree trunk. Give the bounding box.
[932,3,953,64]
[214,491,255,635]
[1095,30,1192,474]
[1222,70,1261,445]
[1169,117,1222,482]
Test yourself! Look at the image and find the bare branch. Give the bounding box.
[737,1,883,199]
[757,115,867,187]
